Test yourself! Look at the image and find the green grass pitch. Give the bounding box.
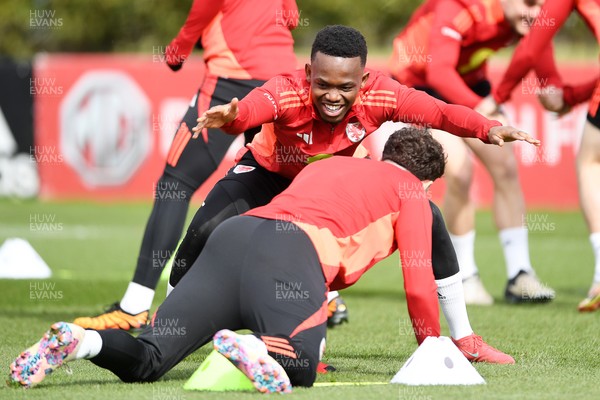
[1,199,599,399]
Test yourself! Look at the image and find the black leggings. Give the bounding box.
[93,216,326,387]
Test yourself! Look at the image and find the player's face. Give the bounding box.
[503,0,544,36]
[306,52,369,124]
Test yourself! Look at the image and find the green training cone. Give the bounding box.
[183,350,255,392]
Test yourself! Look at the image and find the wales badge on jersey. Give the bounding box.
[346,122,366,143]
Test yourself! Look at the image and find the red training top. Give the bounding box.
[389,0,563,108]
[222,69,501,179]
[247,156,440,344]
[493,0,600,112]
[166,0,298,80]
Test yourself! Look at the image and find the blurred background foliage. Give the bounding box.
[1,0,597,60]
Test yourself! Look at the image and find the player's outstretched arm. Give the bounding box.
[192,97,239,138]
[488,125,540,147]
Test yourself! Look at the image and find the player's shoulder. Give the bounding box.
[265,69,310,108]
[361,69,400,92]
[358,69,404,109]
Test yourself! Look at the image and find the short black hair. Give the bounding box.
[381,127,446,181]
[311,25,367,67]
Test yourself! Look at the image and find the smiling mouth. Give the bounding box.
[323,103,343,117]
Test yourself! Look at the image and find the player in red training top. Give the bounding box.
[72,0,309,331]
[480,0,600,312]
[389,0,558,305]
[9,128,514,393]
[165,26,539,329]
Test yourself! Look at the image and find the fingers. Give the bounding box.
[192,115,207,137]
[489,126,541,147]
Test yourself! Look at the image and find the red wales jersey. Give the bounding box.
[389,0,562,108]
[223,69,501,179]
[493,0,600,114]
[246,156,440,344]
[167,0,298,80]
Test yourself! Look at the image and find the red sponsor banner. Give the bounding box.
[34,54,594,208]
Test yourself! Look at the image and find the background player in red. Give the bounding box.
[73,0,308,331]
[389,0,557,305]
[479,0,600,311]
[9,128,514,393]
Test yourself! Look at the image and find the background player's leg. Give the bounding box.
[577,116,600,310]
[466,137,554,303]
[74,79,261,330]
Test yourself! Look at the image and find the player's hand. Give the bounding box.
[192,98,239,139]
[538,86,571,117]
[488,126,540,147]
[164,41,187,72]
[475,95,501,117]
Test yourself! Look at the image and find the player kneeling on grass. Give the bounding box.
[8,128,513,393]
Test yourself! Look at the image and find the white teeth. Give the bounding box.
[324,104,342,112]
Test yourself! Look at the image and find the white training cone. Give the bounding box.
[0,238,52,279]
[391,336,485,385]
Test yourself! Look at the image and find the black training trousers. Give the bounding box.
[93,216,327,387]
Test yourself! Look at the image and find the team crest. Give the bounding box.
[233,165,256,174]
[345,122,366,143]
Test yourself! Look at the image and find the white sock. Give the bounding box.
[120,282,155,315]
[591,232,600,283]
[166,282,175,297]
[327,291,339,303]
[74,328,103,360]
[499,227,533,280]
[449,230,479,279]
[436,273,473,340]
